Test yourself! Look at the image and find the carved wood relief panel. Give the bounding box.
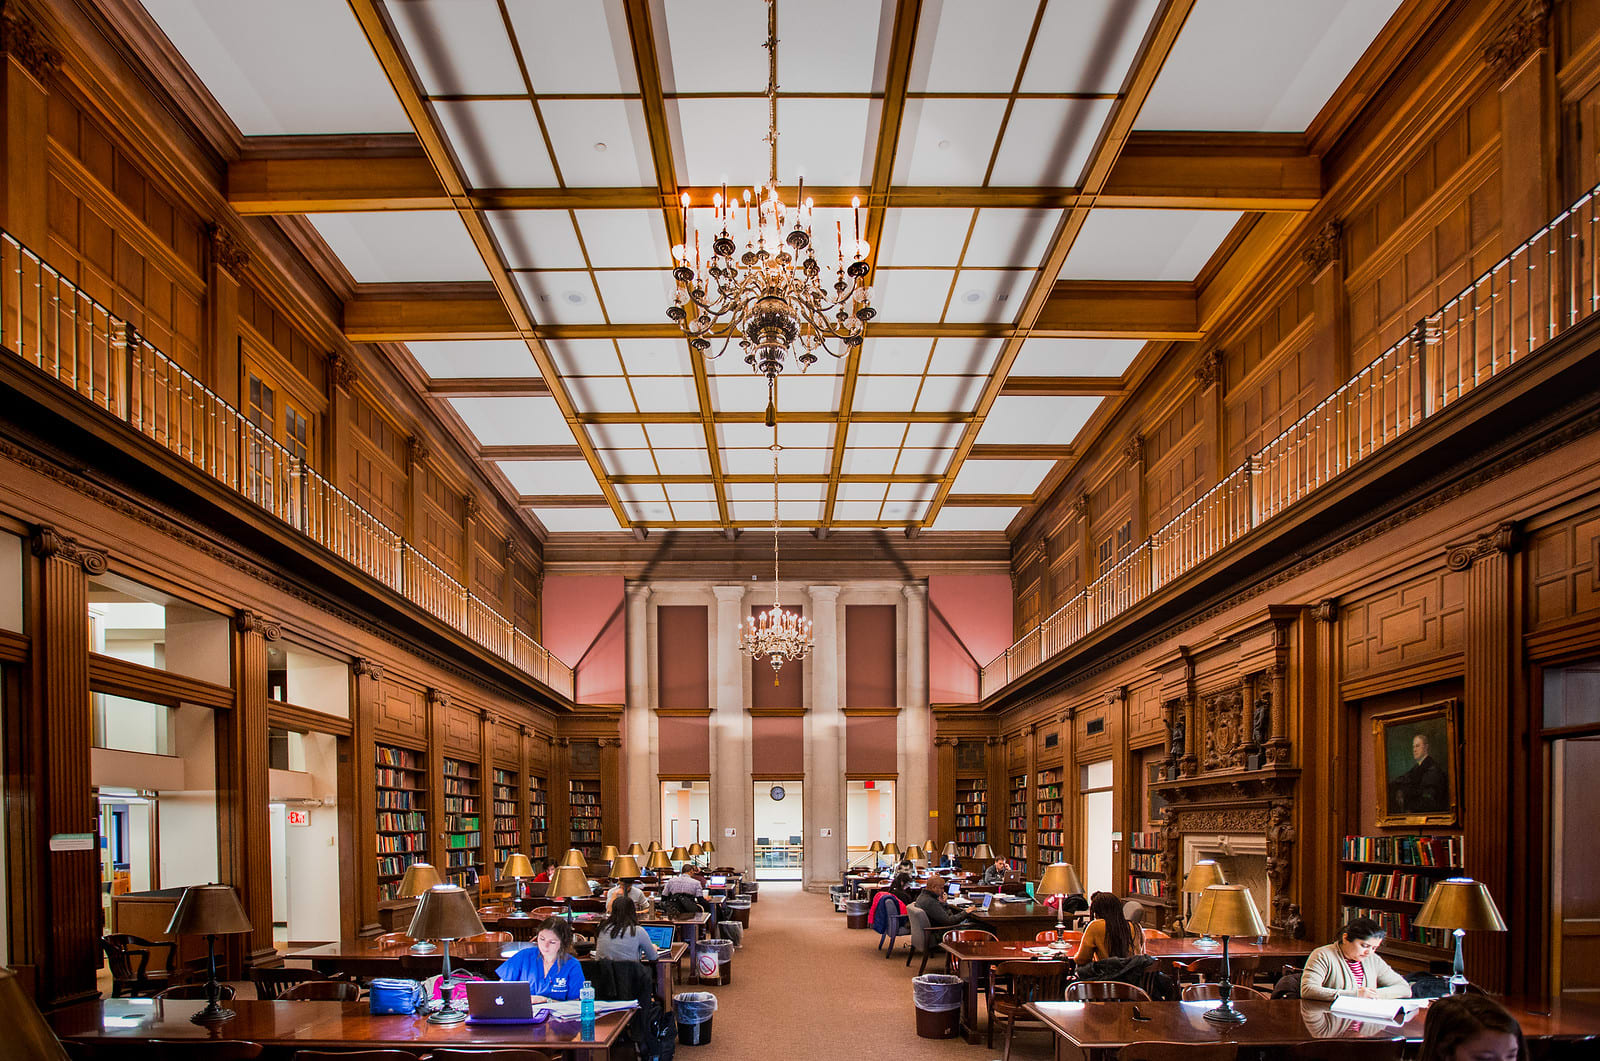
[1343,569,1466,678]
[1526,508,1600,631]
[1129,684,1164,743]
[1200,687,1245,772]
[443,702,480,756]
[375,681,426,742]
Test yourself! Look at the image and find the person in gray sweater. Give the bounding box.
[913,874,975,929]
[1299,917,1413,1001]
[594,895,660,962]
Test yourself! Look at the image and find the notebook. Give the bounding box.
[465,981,546,1025]
[643,924,676,950]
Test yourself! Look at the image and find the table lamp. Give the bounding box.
[626,841,646,858]
[407,884,487,1025]
[599,844,620,874]
[943,841,959,867]
[1187,884,1267,1024]
[973,842,994,861]
[648,840,663,852]
[546,864,593,915]
[689,841,705,868]
[860,838,885,870]
[1415,877,1507,994]
[904,845,924,869]
[1181,860,1227,946]
[1038,862,1085,939]
[924,840,937,866]
[560,848,588,869]
[397,862,445,952]
[0,967,70,1061]
[670,845,690,868]
[646,849,673,876]
[884,842,901,867]
[502,852,537,917]
[611,852,642,881]
[165,884,253,1025]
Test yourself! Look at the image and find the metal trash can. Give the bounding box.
[675,991,717,1046]
[845,898,869,929]
[726,898,751,928]
[695,937,734,985]
[715,919,743,947]
[911,973,963,1039]
[742,881,759,903]
[829,885,849,912]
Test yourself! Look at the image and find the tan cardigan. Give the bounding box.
[1299,942,1413,1001]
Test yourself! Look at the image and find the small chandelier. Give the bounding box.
[666,0,873,386]
[740,400,813,682]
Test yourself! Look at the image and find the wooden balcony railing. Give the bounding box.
[0,231,573,699]
[979,181,1600,699]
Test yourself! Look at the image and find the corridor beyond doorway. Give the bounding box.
[753,780,802,880]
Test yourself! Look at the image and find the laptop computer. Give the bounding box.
[643,924,676,950]
[465,981,547,1025]
[979,892,994,910]
[709,874,727,886]
[946,882,961,897]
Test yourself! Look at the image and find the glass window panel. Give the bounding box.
[88,572,232,685]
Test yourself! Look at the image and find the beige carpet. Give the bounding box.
[682,883,1052,1061]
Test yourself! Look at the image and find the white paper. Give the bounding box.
[534,999,639,1020]
[1329,996,1428,1024]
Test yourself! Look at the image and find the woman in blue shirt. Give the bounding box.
[495,917,586,1002]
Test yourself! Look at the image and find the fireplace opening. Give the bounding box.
[1182,833,1270,932]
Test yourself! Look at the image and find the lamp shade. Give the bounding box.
[0,967,70,1061]
[925,841,937,858]
[884,843,901,860]
[1181,859,1227,893]
[599,845,620,862]
[869,840,884,853]
[407,885,486,942]
[166,884,253,936]
[626,842,645,857]
[396,862,443,898]
[670,846,690,861]
[1415,878,1507,932]
[943,842,959,859]
[1187,884,1267,938]
[1038,862,1084,897]
[560,848,588,869]
[502,853,536,880]
[611,854,642,879]
[702,840,715,854]
[904,845,924,863]
[546,865,594,899]
[689,842,705,857]
[973,843,994,860]
[646,849,673,871]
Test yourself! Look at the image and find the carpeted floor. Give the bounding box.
[682,883,1053,1061]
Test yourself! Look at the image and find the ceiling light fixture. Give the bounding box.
[740,385,813,682]
[667,0,873,403]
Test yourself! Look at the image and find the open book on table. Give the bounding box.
[1329,995,1430,1024]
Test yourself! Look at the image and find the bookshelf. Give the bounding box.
[1007,773,1029,869]
[1034,766,1064,865]
[1127,830,1166,900]
[1339,834,1465,956]
[491,767,520,875]
[954,778,989,859]
[441,757,483,889]
[528,774,548,862]
[569,778,603,858]
[375,742,427,902]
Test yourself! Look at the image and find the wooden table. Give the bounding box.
[487,909,712,947]
[49,997,629,1059]
[938,937,1316,1044]
[1024,998,1600,1059]
[965,900,1071,940]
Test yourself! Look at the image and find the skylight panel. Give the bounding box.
[872,269,955,322]
[533,507,625,532]
[630,376,700,414]
[544,338,624,377]
[962,209,1060,269]
[989,98,1116,188]
[505,0,639,93]
[497,460,603,496]
[952,459,1057,495]
[566,377,637,414]
[912,0,1037,92]
[975,396,1102,445]
[514,272,606,326]
[1011,338,1144,376]
[776,99,876,186]
[1019,0,1161,94]
[929,506,1018,531]
[387,0,525,96]
[450,396,572,446]
[308,212,488,283]
[488,211,587,270]
[408,340,540,379]
[945,270,1031,324]
[878,209,975,270]
[540,100,656,187]
[893,98,1009,186]
[593,271,680,324]
[1059,209,1242,281]
[434,101,559,188]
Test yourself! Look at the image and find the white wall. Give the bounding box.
[285,645,350,717]
[278,732,341,942]
[754,783,803,845]
[96,693,171,755]
[661,782,708,848]
[0,530,21,633]
[1081,760,1114,895]
[846,781,895,849]
[158,704,219,888]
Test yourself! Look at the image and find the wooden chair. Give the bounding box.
[942,927,996,976]
[281,979,362,1001]
[1183,954,1261,988]
[463,930,513,944]
[1120,1045,1238,1061]
[476,905,508,920]
[1181,981,1267,1002]
[902,904,954,975]
[1288,1043,1403,1061]
[1064,980,1150,1001]
[425,1051,555,1060]
[157,983,237,1001]
[117,1041,263,1059]
[986,960,1069,1060]
[100,934,175,998]
[1034,929,1083,946]
[1141,928,1172,939]
[250,966,343,1001]
[526,907,561,921]
[877,901,910,958]
[374,932,413,947]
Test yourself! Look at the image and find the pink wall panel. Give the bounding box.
[845,604,898,707]
[751,604,804,709]
[928,575,1012,703]
[751,714,804,775]
[846,714,898,774]
[542,575,625,704]
[930,614,978,702]
[657,605,709,709]
[657,714,710,775]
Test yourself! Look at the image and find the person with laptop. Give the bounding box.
[604,876,646,912]
[661,865,704,897]
[595,895,659,961]
[494,917,587,1002]
[914,873,978,930]
[981,856,1011,885]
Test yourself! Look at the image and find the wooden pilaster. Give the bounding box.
[934,735,956,851]
[599,736,622,850]
[1491,3,1556,250]
[1303,222,1348,404]
[0,9,56,252]
[352,657,383,935]
[1194,353,1224,486]
[550,737,571,857]
[229,608,279,967]
[205,226,247,406]
[328,357,357,490]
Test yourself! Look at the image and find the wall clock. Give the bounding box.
[770,785,786,801]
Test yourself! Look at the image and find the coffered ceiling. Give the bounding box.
[136,0,1406,536]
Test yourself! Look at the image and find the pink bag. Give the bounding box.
[424,971,485,1002]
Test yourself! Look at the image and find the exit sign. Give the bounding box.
[286,809,310,827]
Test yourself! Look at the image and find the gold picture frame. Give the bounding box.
[1372,699,1459,827]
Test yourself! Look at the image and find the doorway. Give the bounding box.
[661,780,709,850]
[267,729,342,947]
[1551,735,1600,1003]
[753,780,803,880]
[845,779,895,869]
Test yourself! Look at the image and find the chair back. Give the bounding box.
[1141,928,1171,939]
[567,898,605,913]
[1181,982,1267,1002]
[1120,1045,1238,1061]
[281,979,362,1002]
[156,983,236,1001]
[374,932,413,946]
[526,907,561,920]
[98,936,147,981]
[477,905,508,919]
[904,903,934,949]
[463,931,513,943]
[944,928,997,945]
[991,960,1069,1004]
[1186,954,1260,986]
[1065,980,1150,1001]
[250,967,341,1001]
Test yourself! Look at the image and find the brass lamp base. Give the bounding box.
[428,1004,468,1025]
[409,940,438,954]
[1203,1002,1247,1025]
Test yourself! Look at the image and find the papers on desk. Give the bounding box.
[534,999,639,1020]
[993,894,1032,903]
[1329,996,1430,1025]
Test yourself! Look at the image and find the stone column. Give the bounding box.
[902,582,931,847]
[624,583,653,842]
[806,585,841,891]
[711,585,749,872]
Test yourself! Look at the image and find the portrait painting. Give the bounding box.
[1372,700,1458,826]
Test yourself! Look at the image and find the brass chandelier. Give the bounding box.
[666,0,874,388]
[739,392,813,681]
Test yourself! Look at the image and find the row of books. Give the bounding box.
[375,768,420,789]
[377,811,425,832]
[377,834,425,854]
[444,850,479,868]
[376,790,420,810]
[1340,905,1452,949]
[442,814,479,832]
[443,834,481,851]
[1344,871,1436,902]
[375,747,421,769]
[1036,814,1063,829]
[442,778,477,796]
[1129,852,1162,873]
[1037,831,1063,848]
[1341,835,1463,867]
[1128,876,1167,897]
[493,799,518,815]
[570,792,603,805]
[442,760,477,778]
[1130,831,1161,849]
[1036,785,1063,799]
[953,815,987,827]
[377,855,420,878]
[443,796,478,814]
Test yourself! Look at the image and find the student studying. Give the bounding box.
[495,918,587,1002]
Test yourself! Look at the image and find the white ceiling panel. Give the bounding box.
[544,338,623,376]
[873,269,954,322]
[895,447,954,476]
[858,338,933,375]
[903,421,965,448]
[846,421,910,447]
[877,208,974,269]
[778,0,888,92]
[505,0,638,93]
[782,423,837,448]
[575,211,672,268]
[1059,209,1243,281]
[930,506,1018,531]
[886,482,937,502]
[626,499,675,523]
[717,422,835,449]
[1137,0,1405,132]
[496,459,603,496]
[773,448,833,476]
[671,98,770,185]
[952,459,1056,495]
[976,396,1102,445]
[710,375,772,414]
[1012,338,1144,376]
[514,271,606,325]
[945,269,1031,323]
[854,376,920,413]
[833,500,885,521]
[912,0,1037,92]
[669,501,722,521]
[598,450,659,476]
[893,98,1009,185]
[653,448,714,476]
[990,98,1116,187]
[1020,0,1161,93]
[617,338,695,376]
[726,482,827,503]
[487,211,586,270]
[915,376,984,413]
[434,101,559,189]
[541,100,656,186]
[644,423,709,448]
[588,422,650,448]
[840,449,898,475]
[963,209,1060,269]
[614,483,667,503]
[450,396,571,446]
[836,481,889,502]
[139,0,409,135]
[777,99,877,186]
[720,448,777,476]
[776,374,843,413]
[387,0,525,96]
[664,481,718,503]
[593,270,680,323]
[308,212,489,283]
[657,0,768,94]
[731,500,823,522]
[881,499,929,521]
[533,507,624,532]
[927,337,1003,375]
[567,376,637,414]
[630,376,701,413]
[408,340,539,379]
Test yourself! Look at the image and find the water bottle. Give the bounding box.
[579,981,595,1041]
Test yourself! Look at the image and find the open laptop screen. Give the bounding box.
[946,882,961,897]
[643,924,677,949]
[709,875,727,886]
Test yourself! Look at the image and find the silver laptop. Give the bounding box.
[465,981,545,1025]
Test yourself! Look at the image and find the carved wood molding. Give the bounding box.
[1299,220,1342,272]
[353,657,385,682]
[1200,687,1244,772]
[235,608,282,642]
[1,8,62,80]
[1312,597,1338,624]
[30,524,107,574]
[1193,350,1222,388]
[1445,521,1519,571]
[327,353,357,390]
[407,434,431,469]
[1483,0,1550,81]
[427,687,450,708]
[206,223,251,280]
[1122,433,1144,466]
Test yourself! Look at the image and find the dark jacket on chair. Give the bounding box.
[914,889,967,928]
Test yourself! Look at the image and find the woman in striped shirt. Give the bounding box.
[1299,916,1413,1001]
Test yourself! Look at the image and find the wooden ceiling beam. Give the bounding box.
[944,494,1035,506]
[517,495,613,508]
[229,154,451,213]
[425,378,551,397]
[1031,281,1201,339]
[969,443,1074,460]
[479,445,583,460]
[1099,131,1322,211]
[999,376,1125,396]
[344,294,518,341]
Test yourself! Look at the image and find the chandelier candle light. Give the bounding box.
[666,0,873,389]
[741,424,814,681]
